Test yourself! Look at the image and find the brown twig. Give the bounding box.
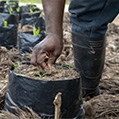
[53,92,62,119]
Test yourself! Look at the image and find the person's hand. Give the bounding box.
[31,34,63,70]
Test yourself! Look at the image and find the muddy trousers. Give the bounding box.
[72,33,106,97]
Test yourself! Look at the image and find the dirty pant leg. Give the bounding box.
[69,0,119,37]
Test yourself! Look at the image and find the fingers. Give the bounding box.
[48,56,57,68]
[37,53,50,70]
[31,47,57,70]
[31,47,50,69]
[31,50,37,66]
[31,52,56,70]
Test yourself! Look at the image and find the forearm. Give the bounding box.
[42,0,66,38]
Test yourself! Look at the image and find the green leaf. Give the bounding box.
[8,7,14,15]
[36,72,42,78]
[16,74,25,77]
[61,64,72,69]
[40,13,42,17]
[33,26,40,35]
[30,8,33,13]
[16,7,20,12]
[42,73,48,77]
[12,63,18,67]
[2,18,8,27]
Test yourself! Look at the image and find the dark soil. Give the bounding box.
[13,64,80,80]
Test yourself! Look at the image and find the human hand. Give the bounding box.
[31,34,63,70]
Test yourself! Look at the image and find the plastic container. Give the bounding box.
[0,1,6,7]
[18,31,45,55]
[0,24,17,49]
[0,13,19,25]
[5,65,85,119]
[21,17,45,31]
[0,6,4,12]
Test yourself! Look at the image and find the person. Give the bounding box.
[31,0,119,98]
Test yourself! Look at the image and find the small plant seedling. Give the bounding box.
[33,26,40,35]
[60,64,72,69]
[35,72,49,78]
[42,73,49,77]
[65,65,72,69]
[2,18,8,27]
[36,72,42,78]
[8,7,14,15]
[40,13,42,18]
[12,63,18,67]
[30,8,33,13]
[16,7,20,12]
[16,74,25,77]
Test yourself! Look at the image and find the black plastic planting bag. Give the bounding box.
[0,6,4,12]
[5,69,84,119]
[0,13,19,25]
[0,1,6,7]
[4,4,20,15]
[21,12,41,19]
[20,6,30,13]
[0,24,17,48]
[21,17,45,31]
[18,31,45,55]
[20,5,40,14]
[8,0,19,6]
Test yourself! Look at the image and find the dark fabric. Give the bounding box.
[69,0,119,37]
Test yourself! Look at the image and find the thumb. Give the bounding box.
[31,51,37,66]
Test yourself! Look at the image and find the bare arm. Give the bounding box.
[31,0,66,69]
[42,0,65,37]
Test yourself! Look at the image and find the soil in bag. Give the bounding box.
[0,24,17,49]
[5,64,84,119]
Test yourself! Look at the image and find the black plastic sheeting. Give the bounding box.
[20,5,40,14]
[8,0,19,5]
[5,69,85,119]
[0,6,4,13]
[0,24,17,49]
[21,17,45,31]
[4,4,19,15]
[18,31,45,55]
[0,13,19,25]
[21,12,41,19]
[0,1,6,7]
